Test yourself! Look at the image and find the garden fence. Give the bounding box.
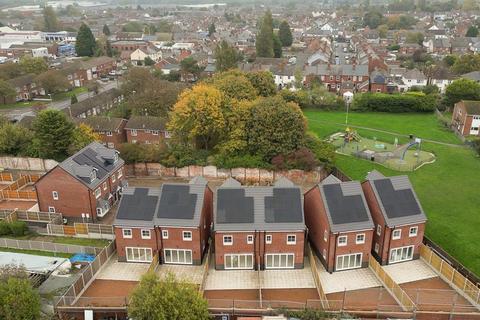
[307,245,329,309]
[0,237,103,255]
[47,223,115,240]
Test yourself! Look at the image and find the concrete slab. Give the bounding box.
[204,268,258,290]
[96,256,149,281]
[383,259,437,284]
[156,263,205,285]
[315,256,382,294]
[261,258,316,289]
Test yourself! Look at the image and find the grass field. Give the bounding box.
[0,100,42,110]
[0,247,72,258]
[305,110,480,276]
[52,87,88,101]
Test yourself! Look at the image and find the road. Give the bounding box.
[2,80,119,121]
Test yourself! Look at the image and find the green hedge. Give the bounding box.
[352,92,436,112]
[0,221,27,237]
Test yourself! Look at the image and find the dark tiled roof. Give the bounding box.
[125,116,167,131]
[77,116,126,132]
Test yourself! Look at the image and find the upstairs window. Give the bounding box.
[52,191,59,200]
[338,235,347,246]
[223,235,233,246]
[287,235,296,245]
[182,231,192,241]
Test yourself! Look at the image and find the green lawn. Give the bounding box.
[306,110,480,276]
[52,87,88,101]
[3,233,110,248]
[0,247,72,258]
[0,100,42,110]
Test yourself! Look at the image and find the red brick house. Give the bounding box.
[361,171,427,265]
[77,117,127,149]
[304,175,374,272]
[451,100,480,137]
[7,74,45,103]
[304,64,370,93]
[214,178,305,270]
[113,177,212,264]
[61,57,116,87]
[125,116,169,144]
[35,142,125,222]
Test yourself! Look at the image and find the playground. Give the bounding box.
[329,129,435,172]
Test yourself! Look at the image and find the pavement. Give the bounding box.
[314,256,382,294]
[382,259,437,284]
[156,262,205,285]
[2,80,119,121]
[96,255,150,281]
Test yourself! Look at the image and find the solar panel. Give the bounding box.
[116,188,158,221]
[157,185,197,219]
[265,188,303,223]
[373,179,422,218]
[217,189,254,224]
[322,184,369,225]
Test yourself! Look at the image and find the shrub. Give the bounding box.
[161,145,210,168]
[9,221,27,237]
[352,92,436,112]
[0,221,10,236]
[471,138,480,155]
[304,132,336,165]
[271,147,319,171]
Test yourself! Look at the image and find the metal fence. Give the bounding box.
[0,237,104,255]
[54,241,116,310]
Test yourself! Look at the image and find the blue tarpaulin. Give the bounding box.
[70,253,95,263]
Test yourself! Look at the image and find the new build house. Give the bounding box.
[114,177,212,264]
[362,171,427,265]
[304,175,374,272]
[213,178,305,270]
[35,142,125,222]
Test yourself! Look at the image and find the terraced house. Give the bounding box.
[125,116,170,145]
[113,177,212,264]
[304,175,375,272]
[35,142,125,222]
[362,171,427,265]
[213,178,305,270]
[77,116,127,148]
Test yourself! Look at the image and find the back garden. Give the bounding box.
[305,110,480,276]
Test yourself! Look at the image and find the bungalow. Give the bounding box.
[304,175,374,272]
[214,178,305,270]
[114,177,212,264]
[362,171,427,265]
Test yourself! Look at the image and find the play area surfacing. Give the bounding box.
[329,131,435,172]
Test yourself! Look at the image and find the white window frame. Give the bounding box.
[265,253,295,269]
[162,230,168,239]
[374,243,380,253]
[409,226,418,237]
[224,253,254,270]
[125,247,152,263]
[182,231,192,241]
[265,234,272,244]
[392,229,402,240]
[48,206,55,213]
[112,174,116,183]
[389,245,414,264]
[223,235,233,246]
[247,235,254,244]
[324,230,328,242]
[52,191,59,200]
[106,131,112,136]
[152,130,159,135]
[335,253,362,271]
[131,129,137,136]
[338,235,347,247]
[102,182,107,191]
[164,248,192,265]
[377,224,382,236]
[117,170,123,179]
[94,188,101,199]
[322,249,327,259]
[122,228,132,239]
[287,234,296,245]
[141,229,151,240]
[356,233,365,244]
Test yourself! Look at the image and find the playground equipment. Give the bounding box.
[393,138,422,160]
[344,127,361,143]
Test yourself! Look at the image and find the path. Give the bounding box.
[308,118,465,148]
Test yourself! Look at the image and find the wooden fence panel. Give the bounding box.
[0,172,13,182]
[63,225,76,236]
[74,223,88,235]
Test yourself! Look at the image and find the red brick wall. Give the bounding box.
[125,129,164,144]
[362,181,387,263]
[156,227,202,264]
[370,83,386,93]
[36,167,93,219]
[332,229,374,270]
[115,227,158,262]
[387,223,425,261]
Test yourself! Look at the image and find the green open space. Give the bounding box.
[305,110,480,276]
[0,247,72,258]
[52,87,88,101]
[2,232,110,248]
[0,100,42,111]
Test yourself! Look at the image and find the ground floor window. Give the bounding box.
[164,249,192,265]
[125,247,152,263]
[389,245,414,264]
[265,253,295,269]
[335,253,362,271]
[224,254,253,270]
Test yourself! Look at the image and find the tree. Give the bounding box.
[144,56,155,66]
[76,23,97,57]
[273,33,282,58]
[168,84,226,150]
[256,10,274,58]
[451,54,480,74]
[278,20,293,47]
[0,80,16,104]
[214,40,240,72]
[35,70,69,94]
[246,95,306,160]
[443,55,457,67]
[180,57,202,81]
[0,62,23,80]
[0,123,33,156]
[43,6,59,32]
[210,70,258,101]
[363,10,386,29]
[378,24,388,38]
[246,71,276,96]
[0,267,41,320]
[406,32,424,45]
[31,109,75,161]
[69,123,101,154]
[444,79,480,107]
[103,24,111,36]
[208,23,216,36]
[121,67,155,97]
[71,94,78,104]
[466,25,479,37]
[19,56,48,75]
[128,272,210,320]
